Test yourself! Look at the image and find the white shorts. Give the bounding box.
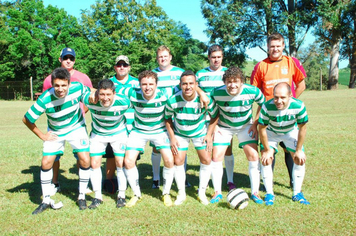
[90,132,128,157]
[126,130,171,152]
[175,134,206,151]
[213,124,257,148]
[43,127,89,156]
[262,127,304,153]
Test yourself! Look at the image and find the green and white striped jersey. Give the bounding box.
[119,87,174,134]
[210,84,265,129]
[152,66,185,88]
[165,91,218,138]
[258,97,308,135]
[196,66,228,93]
[109,74,139,131]
[24,82,89,137]
[83,93,131,136]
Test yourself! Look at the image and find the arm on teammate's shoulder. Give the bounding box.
[196,86,209,109]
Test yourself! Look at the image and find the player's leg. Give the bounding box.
[151,146,161,189]
[89,154,103,209]
[104,143,116,179]
[196,148,212,205]
[159,148,175,207]
[224,140,235,190]
[280,141,294,188]
[173,149,187,205]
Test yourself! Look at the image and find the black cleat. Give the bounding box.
[152,180,160,189]
[88,198,103,209]
[77,199,87,210]
[116,197,126,208]
[32,202,50,215]
[185,180,192,188]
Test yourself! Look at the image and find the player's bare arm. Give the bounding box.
[22,117,57,141]
[295,80,306,98]
[248,105,262,140]
[204,114,219,152]
[196,86,209,109]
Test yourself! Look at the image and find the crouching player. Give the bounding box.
[258,82,310,205]
[22,67,91,214]
[83,79,131,209]
[165,71,218,205]
[209,66,265,204]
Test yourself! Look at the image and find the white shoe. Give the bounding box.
[174,194,186,206]
[198,194,209,205]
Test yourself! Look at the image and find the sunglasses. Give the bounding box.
[116,63,129,68]
[62,56,75,61]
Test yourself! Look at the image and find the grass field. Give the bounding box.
[0,88,355,235]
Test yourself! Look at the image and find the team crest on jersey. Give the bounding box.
[224,101,229,107]
[281,66,288,75]
[195,104,202,114]
[72,98,78,105]
[80,139,88,146]
[155,102,161,107]
[119,143,127,151]
[204,76,210,81]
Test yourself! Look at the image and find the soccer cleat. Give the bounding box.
[185,180,192,188]
[126,196,141,208]
[227,182,237,191]
[77,199,87,210]
[198,195,210,205]
[163,194,173,207]
[210,191,223,204]
[174,194,186,206]
[88,198,103,209]
[264,193,275,206]
[116,197,126,208]
[32,202,50,215]
[292,192,310,205]
[251,193,264,204]
[152,180,160,189]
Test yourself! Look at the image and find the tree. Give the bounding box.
[201,0,316,66]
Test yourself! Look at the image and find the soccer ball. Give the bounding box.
[226,188,249,210]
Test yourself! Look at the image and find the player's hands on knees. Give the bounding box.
[170,137,179,156]
[248,123,259,140]
[261,149,274,166]
[42,131,58,141]
[203,135,213,152]
[293,150,306,165]
[89,90,99,104]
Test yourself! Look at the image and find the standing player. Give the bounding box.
[151,45,187,189]
[165,71,218,205]
[83,79,131,209]
[258,82,310,205]
[23,68,91,214]
[42,47,93,194]
[209,66,265,204]
[251,33,306,187]
[196,45,236,190]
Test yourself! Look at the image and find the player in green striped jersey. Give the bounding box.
[196,44,236,191]
[209,66,265,204]
[258,82,310,205]
[22,68,92,214]
[83,79,131,209]
[151,45,186,189]
[165,71,218,205]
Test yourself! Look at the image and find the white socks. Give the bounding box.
[78,166,91,200]
[199,163,211,197]
[40,168,53,204]
[90,167,102,200]
[211,161,223,194]
[224,155,234,183]
[174,165,186,197]
[292,164,305,195]
[124,166,141,197]
[261,164,274,195]
[117,167,127,199]
[248,161,260,194]
[162,166,174,195]
[151,152,161,181]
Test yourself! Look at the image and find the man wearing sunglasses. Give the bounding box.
[42,47,93,196]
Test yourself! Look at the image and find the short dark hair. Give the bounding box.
[138,70,158,84]
[98,79,116,92]
[208,44,223,56]
[180,70,196,81]
[267,33,285,46]
[273,82,291,95]
[51,67,70,85]
[223,66,245,83]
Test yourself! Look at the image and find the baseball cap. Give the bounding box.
[60,47,76,58]
[115,55,130,65]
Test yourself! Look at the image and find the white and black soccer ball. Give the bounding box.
[226,188,249,210]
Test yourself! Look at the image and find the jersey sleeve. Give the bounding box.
[254,87,266,106]
[258,103,270,126]
[164,99,174,120]
[24,96,46,124]
[208,99,218,119]
[296,102,308,124]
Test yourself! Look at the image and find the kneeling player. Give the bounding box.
[209,66,265,204]
[165,71,218,205]
[83,79,131,209]
[258,82,310,205]
[23,68,92,214]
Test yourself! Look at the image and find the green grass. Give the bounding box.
[339,68,350,86]
[1,89,355,235]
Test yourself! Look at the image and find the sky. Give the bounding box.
[42,0,347,68]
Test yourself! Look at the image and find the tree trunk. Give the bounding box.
[349,17,356,88]
[288,0,297,57]
[328,30,341,90]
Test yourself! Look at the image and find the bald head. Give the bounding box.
[274,82,291,96]
[273,82,292,110]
